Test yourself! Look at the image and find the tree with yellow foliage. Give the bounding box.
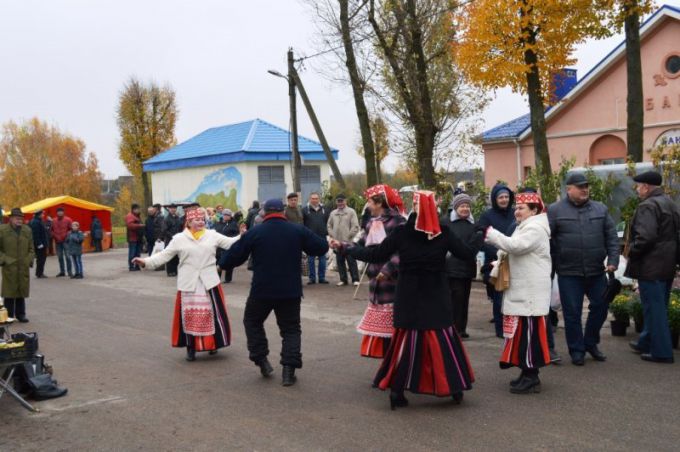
[117,77,177,208]
[454,0,608,200]
[0,118,102,207]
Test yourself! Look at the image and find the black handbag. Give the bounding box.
[603,271,622,305]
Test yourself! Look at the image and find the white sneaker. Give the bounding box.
[336,281,347,286]
[353,281,360,286]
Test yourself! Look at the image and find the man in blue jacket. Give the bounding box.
[477,183,516,338]
[29,210,49,278]
[548,173,619,366]
[219,198,329,386]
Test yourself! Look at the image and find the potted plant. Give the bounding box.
[629,293,644,333]
[668,293,680,349]
[609,294,631,336]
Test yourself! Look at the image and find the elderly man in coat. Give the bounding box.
[0,208,35,322]
[626,171,679,364]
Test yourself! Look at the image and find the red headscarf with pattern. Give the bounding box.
[364,184,405,215]
[185,207,205,223]
[515,192,545,213]
[413,190,441,240]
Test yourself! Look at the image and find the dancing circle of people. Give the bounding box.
[130,170,676,410]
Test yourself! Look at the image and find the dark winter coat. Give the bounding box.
[215,220,240,238]
[125,212,145,243]
[162,213,184,243]
[477,184,516,267]
[64,230,85,256]
[445,215,482,279]
[245,207,260,230]
[0,224,35,298]
[218,215,329,300]
[302,204,330,237]
[358,208,406,305]
[284,206,304,225]
[625,188,680,280]
[91,218,103,240]
[347,214,483,330]
[547,197,619,277]
[29,216,49,250]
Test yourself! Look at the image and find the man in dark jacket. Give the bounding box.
[219,199,329,386]
[215,209,240,283]
[161,204,183,277]
[144,206,156,256]
[548,173,619,366]
[626,171,678,364]
[91,215,103,252]
[125,204,145,271]
[477,183,515,337]
[245,201,260,230]
[29,210,49,278]
[302,192,330,284]
[284,193,304,225]
[445,193,482,338]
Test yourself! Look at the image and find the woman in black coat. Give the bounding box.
[333,191,483,410]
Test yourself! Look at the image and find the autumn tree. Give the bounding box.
[117,77,177,208]
[357,115,390,182]
[455,0,609,201]
[598,0,654,162]
[0,118,102,207]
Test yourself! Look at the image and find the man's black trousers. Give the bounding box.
[35,247,47,277]
[243,297,302,368]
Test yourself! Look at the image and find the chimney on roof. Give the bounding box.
[550,68,577,103]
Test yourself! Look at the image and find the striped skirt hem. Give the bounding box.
[499,316,550,370]
[171,284,231,351]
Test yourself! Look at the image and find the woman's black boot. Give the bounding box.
[389,391,409,410]
[510,370,540,394]
[510,370,525,388]
[452,391,464,405]
[186,347,196,362]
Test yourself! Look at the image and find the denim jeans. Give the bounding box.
[71,254,83,276]
[128,241,141,270]
[307,254,327,282]
[56,242,73,275]
[558,274,608,355]
[636,279,673,359]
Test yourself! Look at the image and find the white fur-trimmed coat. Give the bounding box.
[142,229,240,292]
[485,213,552,317]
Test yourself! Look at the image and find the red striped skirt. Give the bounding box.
[171,284,231,352]
[500,316,550,370]
[374,327,474,397]
[360,335,391,359]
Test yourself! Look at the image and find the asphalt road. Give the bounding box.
[3,249,679,451]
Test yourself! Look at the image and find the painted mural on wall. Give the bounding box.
[181,167,242,211]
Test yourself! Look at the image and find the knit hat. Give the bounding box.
[451,193,472,211]
[223,209,234,217]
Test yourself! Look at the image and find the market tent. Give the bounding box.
[21,196,114,252]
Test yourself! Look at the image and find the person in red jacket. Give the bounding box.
[51,207,73,277]
[125,204,145,271]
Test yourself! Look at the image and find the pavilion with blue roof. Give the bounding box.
[143,118,339,210]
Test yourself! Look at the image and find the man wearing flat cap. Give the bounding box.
[626,170,679,364]
[547,172,619,366]
[0,208,35,322]
[218,198,329,386]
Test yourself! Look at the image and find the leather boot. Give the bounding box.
[256,358,274,377]
[510,370,525,387]
[282,365,297,386]
[389,391,408,410]
[185,348,196,362]
[510,372,541,394]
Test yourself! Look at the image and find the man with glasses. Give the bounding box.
[547,173,619,366]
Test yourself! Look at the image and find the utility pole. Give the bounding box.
[289,69,346,189]
[287,49,302,193]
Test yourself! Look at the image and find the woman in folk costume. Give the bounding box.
[357,184,406,358]
[484,191,552,394]
[332,191,482,409]
[132,207,243,361]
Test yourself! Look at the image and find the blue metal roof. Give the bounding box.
[143,118,339,172]
[482,114,530,142]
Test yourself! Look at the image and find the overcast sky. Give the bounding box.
[1,0,678,178]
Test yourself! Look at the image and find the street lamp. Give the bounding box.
[267,52,301,193]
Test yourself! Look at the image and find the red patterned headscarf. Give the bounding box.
[515,192,545,213]
[185,207,206,223]
[364,184,405,215]
[413,190,441,240]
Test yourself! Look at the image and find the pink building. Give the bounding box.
[482,5,680,188]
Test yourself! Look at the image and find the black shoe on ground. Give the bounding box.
[452,391,464,405]
[168,272,177,277]
[69,275,76,279]
[549,349,562,364]
[629,341,644,354]
[282,365,297,386]
[256,358,274,377]
[510,371,525,388]
[56,273,66,277]
[129,268,140,272]
[389,391,408,410]
[76,274,84,279]
[307,280,316,285]
[209,350,218,355]
[571,352,585,366]
[585,345,607,362]
[460,332,470,339]
[37,275,48,279]
[640,353,674,364]
[17,317,29,323]
[186,349,196,361]
[318,280,329,284]
[510,375,541,394]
